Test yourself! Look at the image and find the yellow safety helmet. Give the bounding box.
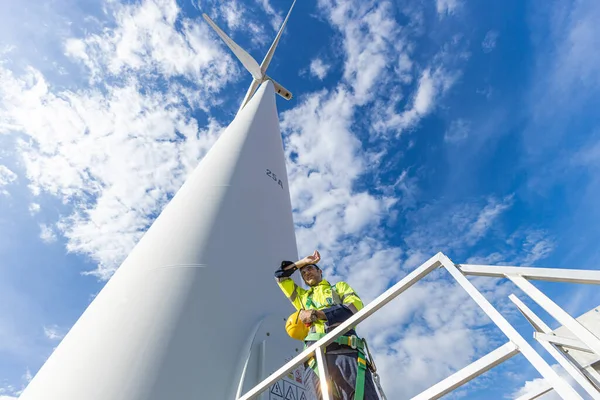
[285,311,309,341]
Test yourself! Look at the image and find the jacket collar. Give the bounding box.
[307,279,330,293]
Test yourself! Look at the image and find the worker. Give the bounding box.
[275,250,380,400]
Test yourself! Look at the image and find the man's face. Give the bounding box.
[301,265,322,286]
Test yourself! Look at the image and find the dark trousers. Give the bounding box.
[304,351,380,400]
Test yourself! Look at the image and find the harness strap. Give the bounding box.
[304,333,364,351]
[355,348,367,400]
[305,333,367,399]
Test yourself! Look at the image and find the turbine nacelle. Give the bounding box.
[203,0,296,113]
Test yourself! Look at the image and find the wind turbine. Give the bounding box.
[203,0,296,112]
[19,2,306,399]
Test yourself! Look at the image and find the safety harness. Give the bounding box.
[302,283,379,400]
[304,332,369,399]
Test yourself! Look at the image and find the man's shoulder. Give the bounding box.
[332,281,352,291]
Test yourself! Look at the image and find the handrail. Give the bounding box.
[237,253,442,400]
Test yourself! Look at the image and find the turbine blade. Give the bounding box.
[202,14,263,80]
[266,76,293,100]
[259,0,297,74]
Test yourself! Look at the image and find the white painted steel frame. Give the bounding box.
[510,294,600,399]
[508,275,600,357]
[410,342,519,400]
[586,366,600,388]
[534,332,593,353]
[458,264,600,285]
[438,255,582,399]
[241,253,597,400]
[315,347,332,400]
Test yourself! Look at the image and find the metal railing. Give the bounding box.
[238,252,600,400]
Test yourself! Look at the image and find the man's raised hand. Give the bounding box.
[298,250,320,268]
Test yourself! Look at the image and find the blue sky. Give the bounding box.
[1,0,600,398]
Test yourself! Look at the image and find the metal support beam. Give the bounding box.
[582,357,600,369]
[410,342,519,400]
[439,255,582,399]
[584,366,600,388]
[508,275,600,357]
[458,264,600,285]
[510,295,550,333]
[534,332,594,353]
[315,347,331,400]
[510,295,600,399]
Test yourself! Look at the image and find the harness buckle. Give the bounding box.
[349,335,358,349]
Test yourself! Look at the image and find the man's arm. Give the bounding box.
[335,281,364,314]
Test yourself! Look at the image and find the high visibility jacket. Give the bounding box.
[276,277,364,336]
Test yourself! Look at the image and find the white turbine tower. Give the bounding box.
[19,2,305,399]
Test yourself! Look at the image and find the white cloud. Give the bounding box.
[466,229,555,267]
[0,165,17,187]
[389,169,419,209]
[413,69,438,114]
[343,192,386,234]
[316,0,464,139]
[220,1,244,31]
[574,137,600,168]
[309,58,330,80]
[436,0,461,16]
[466,252,505,265]
[482,30,499,53]
[28,203,40,214]
[318,0,404,104]
[63,0,237,90]
[403,196,514,257]
[513,229,555,265]
[0,366,32,398]
[213,1,269,46]
[22,369,32,383]
[43,325,65,341]
[511,378,557,399]
[379,67,458,135]
[510,363,579,400]
[444,118,471,143]
[39,223,58,244]
[255,0,283,31]
[282,88,386,256]
[397,53,413,84]
[465,195,513,245]
[0,0,235,279]
[552,0,600,90]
